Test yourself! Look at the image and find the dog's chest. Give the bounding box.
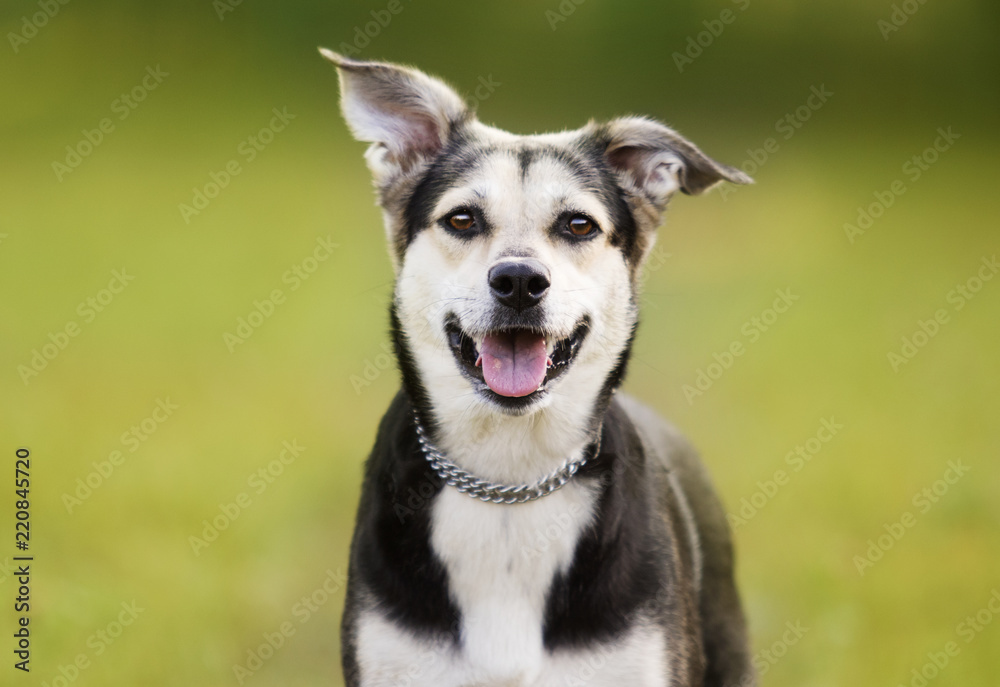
[429,484,593,681]
[355,482,669,686]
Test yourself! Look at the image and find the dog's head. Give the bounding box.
[323,51,750,426]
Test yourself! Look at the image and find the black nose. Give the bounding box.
[488,259,551,312]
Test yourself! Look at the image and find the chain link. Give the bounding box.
[413,413,600,505]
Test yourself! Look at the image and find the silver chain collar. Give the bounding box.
[413,413,601,505]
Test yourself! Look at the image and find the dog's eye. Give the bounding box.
[447,212,475,231]
[567,215,596,237]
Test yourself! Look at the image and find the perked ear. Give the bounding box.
[603,116,752,207]
[319,49,469,179]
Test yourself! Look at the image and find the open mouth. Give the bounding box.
[445,315,590,409]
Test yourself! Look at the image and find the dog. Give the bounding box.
[321,49,755,686]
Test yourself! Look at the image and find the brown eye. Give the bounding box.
[568,215,595,237]
[447,212,475,231]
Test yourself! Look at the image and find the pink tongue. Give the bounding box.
[479,331,548,397]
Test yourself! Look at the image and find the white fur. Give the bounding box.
[430,482,596,683]
[355,607,669,686]
[323,49,467,176]
[395,135,639,483]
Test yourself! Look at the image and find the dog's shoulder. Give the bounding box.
[348,390,460,639]
[613,392,697,471]
[614,391,736,593]
[613,393,721,511]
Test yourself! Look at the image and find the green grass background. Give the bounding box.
[2,0,998,684]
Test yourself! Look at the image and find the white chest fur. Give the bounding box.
[354,482,670,686]
[430,483,595,683]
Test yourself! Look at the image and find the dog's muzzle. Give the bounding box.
[445,314,590,411]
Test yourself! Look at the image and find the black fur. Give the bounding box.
[342,392,457,638]
[542,400,667,649]
[569,135,646,272]
[400,128,486,256]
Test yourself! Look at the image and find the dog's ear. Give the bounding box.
[319,49,469,180]
[602,116,752,207]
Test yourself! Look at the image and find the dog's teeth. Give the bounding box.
[475,355,482,367]
[546,356,553,368]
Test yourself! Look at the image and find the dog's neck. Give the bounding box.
[391,303,633,485]
[426,403,598,485]
[409,357,623,485]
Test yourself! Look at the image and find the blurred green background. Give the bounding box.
[2,0,998,684]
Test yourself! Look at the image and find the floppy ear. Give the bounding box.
[319,49,469,180]
[603,116,752,207]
